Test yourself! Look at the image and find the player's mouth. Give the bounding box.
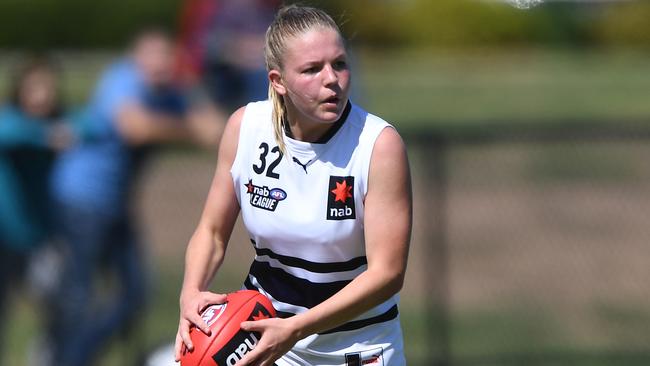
[322,95,340,106]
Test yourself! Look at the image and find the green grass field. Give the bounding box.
[357,48,650,132]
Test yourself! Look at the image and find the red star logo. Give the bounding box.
[331,180,353,203]
[245,179,254,193]
[251,310,268,321]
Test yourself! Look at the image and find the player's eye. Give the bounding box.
[302,65,320,74]
[301,63,323,74]
[333,60,348,71]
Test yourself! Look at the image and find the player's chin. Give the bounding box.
[317,105,344,122]
[315,113,340,124]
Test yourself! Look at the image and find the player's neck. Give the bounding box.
[285,118,332,143]
[284,102,349,143]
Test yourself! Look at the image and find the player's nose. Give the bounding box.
[322,64,338,86]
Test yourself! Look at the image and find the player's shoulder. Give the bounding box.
[218,106,247,164]
[349,103,405,159]
[223,105,246,140]
[368,124,408,188]
[374,126,405,155]
[226,100,271,133]
[347,103,401,150]
[242,100,272,121]
[348,102,393,132]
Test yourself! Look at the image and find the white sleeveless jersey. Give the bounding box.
[231,100,405,366]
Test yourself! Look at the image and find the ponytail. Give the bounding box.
[269,84,287,155]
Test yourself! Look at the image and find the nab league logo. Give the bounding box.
[245,179,287,211]
[327,176,356,220]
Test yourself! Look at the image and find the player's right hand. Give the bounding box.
[175,290,228,362]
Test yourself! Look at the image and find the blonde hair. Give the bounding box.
[264,5,342,154]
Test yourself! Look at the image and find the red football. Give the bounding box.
[180,290,276,366]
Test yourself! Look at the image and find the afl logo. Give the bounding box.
[201,303,227,327]
[269,188,287,201]
[245,179,287,211]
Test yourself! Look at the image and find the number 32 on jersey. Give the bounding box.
[252,142,282,179]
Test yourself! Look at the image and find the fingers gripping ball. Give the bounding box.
[181,290,276,366]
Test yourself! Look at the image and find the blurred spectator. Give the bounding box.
[177,0,280,112]
[0,56,67,362]
[47,28,221,366]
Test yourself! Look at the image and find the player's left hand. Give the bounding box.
[236,317,300,366]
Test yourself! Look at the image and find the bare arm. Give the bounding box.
[238,127,412,366]
[116,103,192,145]
[174,106,245,361]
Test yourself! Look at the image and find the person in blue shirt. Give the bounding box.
[48,29,222,366]
[0,55,68,362]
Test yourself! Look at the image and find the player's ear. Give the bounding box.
[269,69,287,96]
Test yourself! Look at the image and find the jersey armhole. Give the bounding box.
[362,124,394,199]
[229,104,252,180]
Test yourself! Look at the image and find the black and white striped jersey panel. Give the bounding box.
[244,240,399,335]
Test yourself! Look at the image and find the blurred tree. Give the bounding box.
[594,1,650,47]
[294,0,600,48]
[396,0,596,48]
[0,0,649,50]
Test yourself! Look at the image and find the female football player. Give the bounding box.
[176,5,412,365]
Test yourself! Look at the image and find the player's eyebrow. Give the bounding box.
[297,53,347,67]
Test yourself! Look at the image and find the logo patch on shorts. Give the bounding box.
[345,347,384,366]
[245,179,286,211]
[327,176,356,220]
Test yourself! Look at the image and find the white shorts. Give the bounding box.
[275,316,406,366]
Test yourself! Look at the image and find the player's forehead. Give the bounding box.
[282,27,346,66]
